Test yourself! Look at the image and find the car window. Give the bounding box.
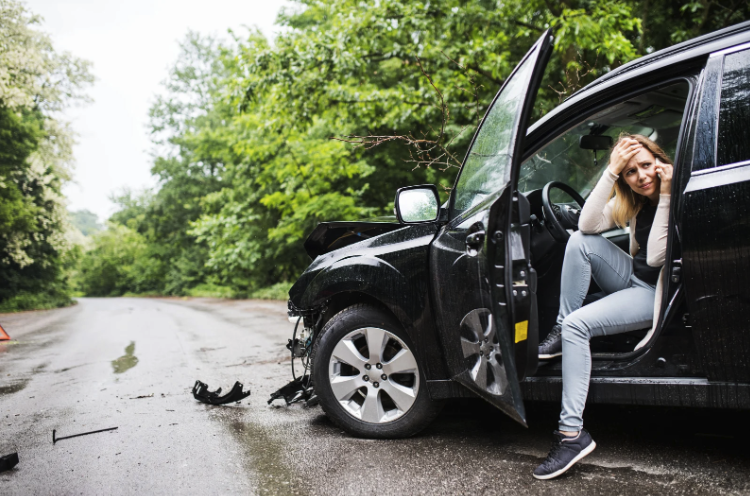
[519,81,689,199]
[451,48,536,217]
[717,47,750,167]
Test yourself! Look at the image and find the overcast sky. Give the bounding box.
[25,0,290,222]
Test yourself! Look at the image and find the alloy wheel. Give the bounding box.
[328,327,419,423]
[460,308,508,395]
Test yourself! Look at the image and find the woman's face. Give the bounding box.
[621,146,660,201]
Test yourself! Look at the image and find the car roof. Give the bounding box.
[528,21,750,137]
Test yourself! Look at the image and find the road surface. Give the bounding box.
[1,297,749,494]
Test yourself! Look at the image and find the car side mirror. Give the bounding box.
[395,185,440,224]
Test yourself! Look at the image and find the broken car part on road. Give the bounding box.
[268,314,321,407]
[192,380,251,405]
[52,427,118,444]
[268,375,318,406]
[0,452,19,472]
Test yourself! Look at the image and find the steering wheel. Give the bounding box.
[541,181,586,242]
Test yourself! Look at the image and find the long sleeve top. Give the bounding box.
[579,168,670,267]
[576,169,671,349]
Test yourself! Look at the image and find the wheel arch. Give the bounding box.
[297,254,449,382]
[300,255,416,333]
[322,291,402,332]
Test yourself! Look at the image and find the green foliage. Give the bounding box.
[0,0,92,311]
[79,0,749,300]
[69,209,103,236]
[75,224,164,296]
[0,290,73,313]
[187,283,235,298]
[250,282,293,301]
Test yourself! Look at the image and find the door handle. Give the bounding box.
[466,230,486,247]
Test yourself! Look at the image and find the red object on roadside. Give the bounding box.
[0,323,10,341]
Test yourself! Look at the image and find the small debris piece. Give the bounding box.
[192,380,251,405]
[53,427,118,444]
[0,453,19,472]
[131,393,154,399]
[268,376,317,406]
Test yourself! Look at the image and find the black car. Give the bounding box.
[285,21,750,438]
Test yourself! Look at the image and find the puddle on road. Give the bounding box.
[0,379,29,397]
[112,341,139,374]
[225,414,308,496]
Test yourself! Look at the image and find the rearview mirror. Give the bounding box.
[395,185,439,224]
[579,135,613,151]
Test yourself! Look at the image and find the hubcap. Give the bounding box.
[460,308,508,395]
[328,327,419,423]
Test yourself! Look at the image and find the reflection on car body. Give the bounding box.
[283,21,750,438]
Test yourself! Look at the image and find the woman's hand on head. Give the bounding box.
[607,138,642,175]
[655,159,673,195]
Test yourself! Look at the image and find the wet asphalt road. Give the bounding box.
[1,297,750,495]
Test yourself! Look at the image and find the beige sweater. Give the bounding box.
[577,169,670,350]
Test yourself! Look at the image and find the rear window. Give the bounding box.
[717,48,750,167]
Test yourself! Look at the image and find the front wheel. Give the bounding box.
[311,304,443,438]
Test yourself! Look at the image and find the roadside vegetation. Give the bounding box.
[2,0,748,309]
[0,0,92,312]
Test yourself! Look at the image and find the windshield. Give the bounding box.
[519,81,688,199]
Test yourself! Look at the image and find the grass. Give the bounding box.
[249,281,291,301]
[186,281,291,301]
[186,283,235,299]
[70,282,292,302]
[0,291,76,313]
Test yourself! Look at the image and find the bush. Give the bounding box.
[0,290,74,313]
[186,283,235,298]
[249,282,291,301]
[75,224,164,296]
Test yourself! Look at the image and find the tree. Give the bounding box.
[70,209,103,236]
[83,0,749,298]
[0,0,93,309]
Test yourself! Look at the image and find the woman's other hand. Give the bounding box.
[607,138,642,175]
[655,158,673,195]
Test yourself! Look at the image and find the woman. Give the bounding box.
[533,134,673,480]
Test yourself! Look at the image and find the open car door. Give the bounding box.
[430,30,553,426]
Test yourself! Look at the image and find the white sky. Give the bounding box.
[25,0,291,222]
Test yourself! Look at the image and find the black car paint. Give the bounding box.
[302,218,403,259]
[289,221,451,382]
[288,22,750,416]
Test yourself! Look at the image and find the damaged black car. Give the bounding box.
[283,22,750,438]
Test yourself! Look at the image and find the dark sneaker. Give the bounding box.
[533,429,597,480]
[539,324,562,359]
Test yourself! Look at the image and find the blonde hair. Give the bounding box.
[610,134,673,228]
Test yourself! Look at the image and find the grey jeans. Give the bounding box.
[557,231,656,432]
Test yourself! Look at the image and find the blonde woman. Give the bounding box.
[534,135,673,480]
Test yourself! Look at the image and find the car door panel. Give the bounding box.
[430,30,553,425]
[683,45,750,384]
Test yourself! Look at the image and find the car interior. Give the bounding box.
[518,80,690,356]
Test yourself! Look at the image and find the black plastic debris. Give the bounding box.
[53,427,118,444]
[0,452,18,472]
[268,375,317,406]
[192,380,251,405]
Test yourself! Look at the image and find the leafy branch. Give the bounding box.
[331,52,484,173]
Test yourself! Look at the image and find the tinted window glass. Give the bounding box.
[452,48,536,216]
[717,48,750,167]
[520,81,688,197]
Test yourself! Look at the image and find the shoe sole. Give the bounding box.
[538,352,562,360]
[533,441,597,480]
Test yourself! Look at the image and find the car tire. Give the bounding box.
[311,304,443,438]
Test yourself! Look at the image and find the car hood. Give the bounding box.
[303,216,402,259]
[290,220,439,309]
